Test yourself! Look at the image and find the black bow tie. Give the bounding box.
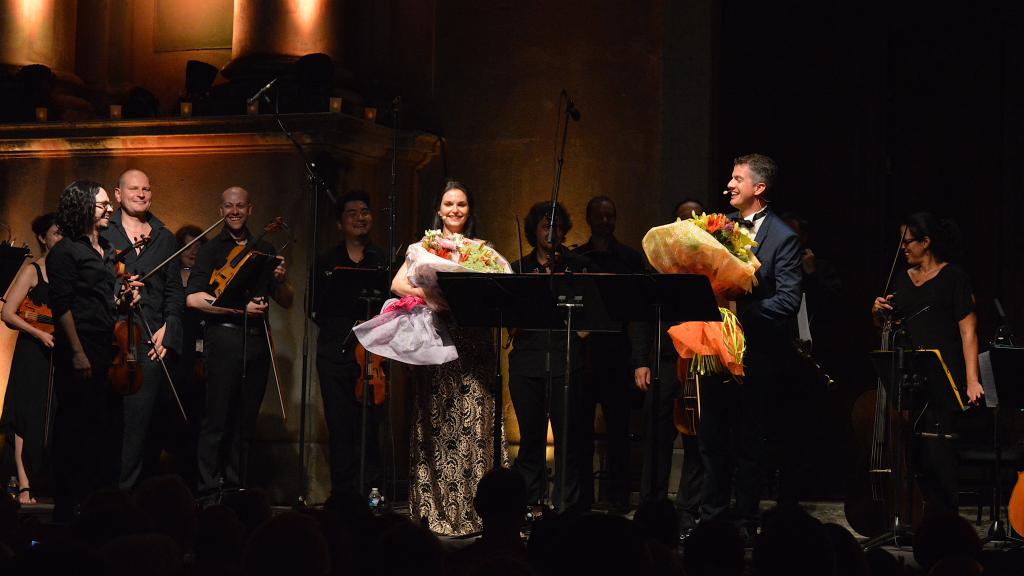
[731,211,767,229]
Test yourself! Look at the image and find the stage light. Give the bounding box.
[180,102,193,117]
[109,105,122,119]
[34,107,47,122]
[330,97,342,113]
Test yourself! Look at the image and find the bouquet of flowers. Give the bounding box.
[353,230,511,365]
[642,213,759,298]
[642,213,761,378]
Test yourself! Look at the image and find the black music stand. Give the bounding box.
[864,348,963,548]
[322,266,390,496]
[210,252,278,493]
[594,273,719,499]
[436,273,562,474]
[982,345,1024,544]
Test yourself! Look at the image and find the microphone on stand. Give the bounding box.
[247,77,280,106]
[562,90,581,121]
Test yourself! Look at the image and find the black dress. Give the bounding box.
[1,263,51,485]
[891,264,974,515]
[892,264,973,403]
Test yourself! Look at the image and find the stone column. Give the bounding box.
[223,0,345,79]
[0,0,78,76]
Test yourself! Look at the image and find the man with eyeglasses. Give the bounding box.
[101,168,186,490]
[186,186,294,501]
[311,190,386,498]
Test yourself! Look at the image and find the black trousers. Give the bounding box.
[579,358,632,508]
[316,355,383,497]
[196,324,270,495]
[509,371,585,513]
[118,356,164,489]
[915,407,959,517]
[52,331,119,521]
[638,356,706,523]
[698,356,772,532]
[640,355,680,503]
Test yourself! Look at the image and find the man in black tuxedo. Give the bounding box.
[699,153,802,542]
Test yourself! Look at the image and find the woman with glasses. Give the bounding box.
[47,180,139,520]
[871,212,983,518]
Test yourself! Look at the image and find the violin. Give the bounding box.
[109,235,151,396]
[354,343,386,405]
[16,298,55,334]
[673,357,699,436]
[209,218,287,299]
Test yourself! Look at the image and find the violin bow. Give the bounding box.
[43,350,54,447]
[881,225,910,299]
[137,216,225,285]
[263,316,288,421]
[136,301,188,422]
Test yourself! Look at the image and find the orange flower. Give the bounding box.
[704,213,726,234]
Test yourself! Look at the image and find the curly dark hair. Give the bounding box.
[431,179,477,237]
[905,212,964,263]
[30,211,57,252]
[524,201,572,247]
[56,180,103,239]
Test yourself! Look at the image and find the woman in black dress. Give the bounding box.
[871,212,983,516]
[0,213,62,503]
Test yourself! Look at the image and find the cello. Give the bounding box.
[1010,471,1024,537]
[845,228,923,539]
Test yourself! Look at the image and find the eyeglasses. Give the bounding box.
[901,237,922,247]
[221,203,251,210]
[95,201,113,211]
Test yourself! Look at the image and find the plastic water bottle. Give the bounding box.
[368,487,382,512]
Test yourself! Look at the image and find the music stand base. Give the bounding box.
[862,526,914,550]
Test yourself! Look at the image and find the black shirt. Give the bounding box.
[186,226,278,323]
[101,210,185,354]
[892,264,974,403]
[48,234,117,336]
[573,236,645,368]
[313,242,386,359]
[508,248,591,377]
[572,236,645,275]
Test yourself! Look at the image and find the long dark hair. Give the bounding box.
[56,180,103,239]
[905,212,963,263]
[431,179,477,237]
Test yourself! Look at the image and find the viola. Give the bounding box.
[16,298,55,334]
[673,357,699,436]
[109,235,151,396]
[354,343,386,405]
[209,218,287,299]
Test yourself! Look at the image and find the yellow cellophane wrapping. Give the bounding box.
[641,219,760,299]
[642,219,761,378]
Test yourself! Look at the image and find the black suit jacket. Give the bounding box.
[730,210,803,351]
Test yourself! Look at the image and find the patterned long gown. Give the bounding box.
[409,319,509,536]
